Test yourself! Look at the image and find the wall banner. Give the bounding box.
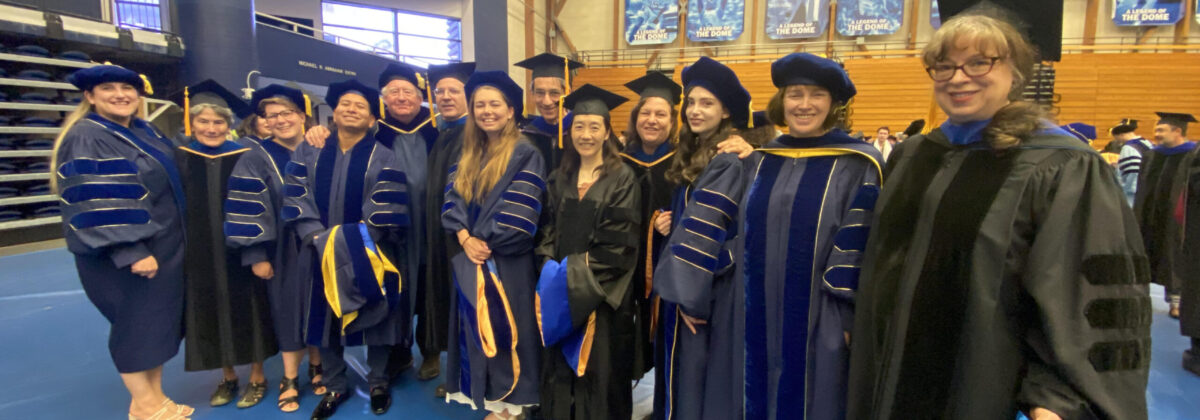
[625,0,679,45]
[1112,0,1184,26]
[766,0,831,40]
[687,0,745,42]
[837,0,903,36]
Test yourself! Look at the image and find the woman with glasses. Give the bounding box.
[846,11,1150,420]
[226,84,323,413]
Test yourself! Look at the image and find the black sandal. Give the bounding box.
[210,378,238,406]
[277,377,301,413]
[237,380,268,409]
[308,363,325,395]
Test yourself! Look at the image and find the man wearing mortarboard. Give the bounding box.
[1135,112,1198,320]
[1113,118,1152,207]
[515,52,585,172]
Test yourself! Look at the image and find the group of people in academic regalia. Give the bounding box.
[54,6,1158,420]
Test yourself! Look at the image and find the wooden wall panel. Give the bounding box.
[576,53,1200,148]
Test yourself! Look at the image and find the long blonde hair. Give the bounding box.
[454,86,521,203]
[50,96,146,192]
[923,13,1041,150]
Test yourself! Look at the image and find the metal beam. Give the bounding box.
[645,50,662,68]
[552,17,578,53]
[1175,0,1194,49]
[545,0,554,52]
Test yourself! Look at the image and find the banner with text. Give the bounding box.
[837,0,903,36]
[625,0,679,45]
[931,0,942,29]
[766,0,830,39]
[688,0,745,42]
[1112,0,1184,26]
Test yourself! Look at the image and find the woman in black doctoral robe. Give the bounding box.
[847,12,1150,420]
[535,84,641,420]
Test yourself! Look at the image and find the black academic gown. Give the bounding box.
[534,163,641,420]
[653,152,746,420]
[179,139,278,371]
[57,114,187,374]
[1176,143,1200,339]
[522,115,566,172]
[847,128,1151,420]
[620,143,676,377]
[225,138,310,352]
[1134,142,1197,294]
[421,116,467,355]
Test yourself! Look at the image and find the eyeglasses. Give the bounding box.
[926,57,1002,82]
[383,88,420,98]
[264,109,299,120]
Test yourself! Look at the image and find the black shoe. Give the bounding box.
[434,383,447,398]
[1185,349,1200,376]
[370,387,392,415]
[386,349,414,379]
[417,354,441,381]
[310,392,347,420]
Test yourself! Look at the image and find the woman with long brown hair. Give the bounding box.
[534,84,641,420]
[847,9,1150,420]
[442,70,545,420]
[651,56,752,420]
[53,65,193,420]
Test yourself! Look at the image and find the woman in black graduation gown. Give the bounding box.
[53,65,194,420]
[846,12,1151,420]
[175,80,277,409]
[535,84,641,420]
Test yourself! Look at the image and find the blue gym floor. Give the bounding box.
[0,247,1195,419]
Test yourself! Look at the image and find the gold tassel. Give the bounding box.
[676,90,685,144]
[303,94,312,117]
[425,74,437,128]
[183,86,191,137]
[379,98,385,120]
[747,101,755,128]
[140,74,153,95]
[558,57,570,149]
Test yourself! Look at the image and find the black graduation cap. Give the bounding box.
[624,71,682,106]
[902,119,926,137]
[514,53,584,80]
[1156,112,1199,128]
[938,0,1063,61]
[181,79,253,119]
[428,62,476,85]
[1110,118,1138,135]
[563,84,628,119]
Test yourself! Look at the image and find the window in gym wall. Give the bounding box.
[114,0,162,31]
[321,1,462,65]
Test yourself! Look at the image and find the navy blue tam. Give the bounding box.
[250,84,310,117]
[428,62,476,85]
[464,71,524,119]
[681,56,751,129]
[67,65,147,94]
[1060,122,1096,144]
[770,53,857,103]
[326,79,382,119]
[378,61,428,92]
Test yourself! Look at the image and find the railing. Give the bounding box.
[577,35,1200,68]
[253,11,437,67]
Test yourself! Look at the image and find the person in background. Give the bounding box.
[237,112,271,143]
[54,65,194,420]
[175,79,277,409]
[534,84,641,420]
[226,84,323,413]
[871,126,892,161]
[1135,112,1198,320]
[848,11,1149,420]
[1115,119,1152,207]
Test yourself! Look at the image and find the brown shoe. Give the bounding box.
[434,383,447,398]
[1171,303,1181,319]
[418,354,441,381]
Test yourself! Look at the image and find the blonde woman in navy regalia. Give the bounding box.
[52,65,194,420]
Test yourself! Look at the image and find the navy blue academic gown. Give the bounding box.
[738,131,883,420]
[442,138,546,412]
[653,152,745,420]
[225,138,310,352]
[57,114,187,373]
[283,131,413,348]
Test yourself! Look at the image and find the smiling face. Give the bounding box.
[782,85,833,138]
[571,114,608,161]
[435,77,467,121]
[685,86,729,138]
[933,42,1014,124]
[382,78,421,121]
[472,87,514,138]
[263,103,305,141]
[191,107,230,147]
[1155,123,1184,147]
[636,97,673,148]
[532,77,565,122]
[333,93,375,131]
[85,82,140,124]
